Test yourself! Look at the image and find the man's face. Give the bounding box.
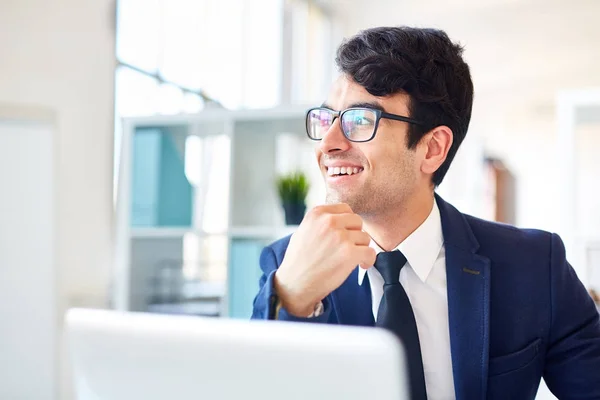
[315,75,424,216]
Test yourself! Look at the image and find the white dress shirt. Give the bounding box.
[358,199,455,400]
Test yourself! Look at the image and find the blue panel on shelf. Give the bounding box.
[157,132,192,226]
[131,129,161,226]
[130,128,193,227]
[228,239,267,319]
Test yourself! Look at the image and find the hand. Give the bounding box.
[274,203,376,317]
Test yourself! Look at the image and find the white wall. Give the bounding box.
[0,120,56,399]
[575,122,600,239]
[0,1,116,398]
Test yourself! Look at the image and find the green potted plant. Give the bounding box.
[276,171,310,225]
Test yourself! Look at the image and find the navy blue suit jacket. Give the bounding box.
[252,195,600,399]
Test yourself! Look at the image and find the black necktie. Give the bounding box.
[374,251,427,400]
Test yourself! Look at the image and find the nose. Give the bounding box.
[318,118,351,155]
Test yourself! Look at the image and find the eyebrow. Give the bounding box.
[320,101,387,112]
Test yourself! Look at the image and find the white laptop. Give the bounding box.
[66,308,408,400]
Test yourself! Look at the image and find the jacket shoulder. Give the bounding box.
[463,214,554,258]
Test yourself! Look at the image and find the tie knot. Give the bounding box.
[374,250,407,285]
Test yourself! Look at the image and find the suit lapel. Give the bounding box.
[437,195,491,400]
[330,267,375,327]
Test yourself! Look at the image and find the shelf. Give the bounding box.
[131,225,298,239]
[123,105,310,128]
[229,225,298,239]
[131,227,198,238]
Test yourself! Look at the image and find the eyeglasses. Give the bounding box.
[306,107,424,143]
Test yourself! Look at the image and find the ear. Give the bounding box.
[420,125,453,176]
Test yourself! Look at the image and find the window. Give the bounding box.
[287,0,334,104]
[114,0,289,200]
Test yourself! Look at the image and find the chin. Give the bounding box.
[325,189,346,205]
[325,190,359,209]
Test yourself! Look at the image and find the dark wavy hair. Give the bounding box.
[335,26,474,186]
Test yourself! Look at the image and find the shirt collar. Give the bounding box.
[358,198,444,285]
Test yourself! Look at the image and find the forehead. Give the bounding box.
[324,75,411,116]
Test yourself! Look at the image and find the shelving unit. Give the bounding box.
[114,105,323,319]
[131,226,299,239]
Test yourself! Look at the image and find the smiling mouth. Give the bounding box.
[326,166,364,177]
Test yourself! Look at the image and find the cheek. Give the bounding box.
[373,148,417,180]
[360,132,412,178]
[314,147,322,164]
[372,130,411,167]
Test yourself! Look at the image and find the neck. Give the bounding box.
[362,190,435,252]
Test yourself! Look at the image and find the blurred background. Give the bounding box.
[0,0,599,398]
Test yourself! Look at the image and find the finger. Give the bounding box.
[314,203,353,215]
[320,213,361,232]
[338,213,363,230]
[357,246,376,269]
[347,230,371,246]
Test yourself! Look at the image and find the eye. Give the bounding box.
[354,116,373,126]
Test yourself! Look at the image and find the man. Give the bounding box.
[251,26,600,399]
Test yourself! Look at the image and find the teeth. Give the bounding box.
[327,166,363,176]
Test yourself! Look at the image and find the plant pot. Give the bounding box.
[282,202,306,225]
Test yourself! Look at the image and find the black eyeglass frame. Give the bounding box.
[305,106,424,143]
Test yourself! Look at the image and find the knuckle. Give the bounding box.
[341,240,354,254]
[333,229,347,245]
[341,203,353,212]
[307,206,322,218]
[322,213,337,230]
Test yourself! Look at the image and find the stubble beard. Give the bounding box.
[325,183,374,216]
[324,177,412,219]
